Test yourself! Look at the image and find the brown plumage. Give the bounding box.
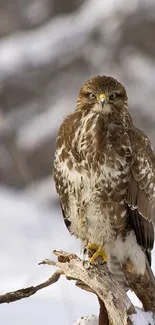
[53,75,155,280]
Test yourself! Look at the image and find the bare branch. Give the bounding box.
[0,269,63,304]
[42,250,135,325]
[0,249,154,325]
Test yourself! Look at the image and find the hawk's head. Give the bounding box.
[76,75,128,115]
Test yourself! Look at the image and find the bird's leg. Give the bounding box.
[88,243,107,263]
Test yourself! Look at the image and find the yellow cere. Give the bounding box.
[99,93,107,100]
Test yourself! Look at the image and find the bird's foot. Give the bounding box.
[88,243,99,251]
[88,243,107,263]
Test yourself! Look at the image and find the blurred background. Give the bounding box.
[0,0,155,324]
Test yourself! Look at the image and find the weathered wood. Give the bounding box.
[0,250,154,325]
[41,250,136,325]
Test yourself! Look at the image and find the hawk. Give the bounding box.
[53,75,155,282]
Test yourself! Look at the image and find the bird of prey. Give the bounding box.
[53,75,155,281]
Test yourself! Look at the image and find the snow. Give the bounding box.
[74,311,155,325]
[130,308,155,325]
[73,316,98,325]
[127,291,142,309]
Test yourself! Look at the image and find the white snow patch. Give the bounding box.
[127,291,143,308]
[130,307,155,325]
[73,316,98,325]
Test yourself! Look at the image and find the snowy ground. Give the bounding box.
[0,186,154,325]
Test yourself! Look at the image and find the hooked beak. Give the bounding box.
[99,93,108,107]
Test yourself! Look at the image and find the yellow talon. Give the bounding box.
[88,243,99,250]
[88,243,107,263]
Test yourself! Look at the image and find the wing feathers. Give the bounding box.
[127,176,138,207]
[129,208,154,265]
[127,128,155,262]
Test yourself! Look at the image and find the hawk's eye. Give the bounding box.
[88,93,96,100]
[109,93,116,100]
